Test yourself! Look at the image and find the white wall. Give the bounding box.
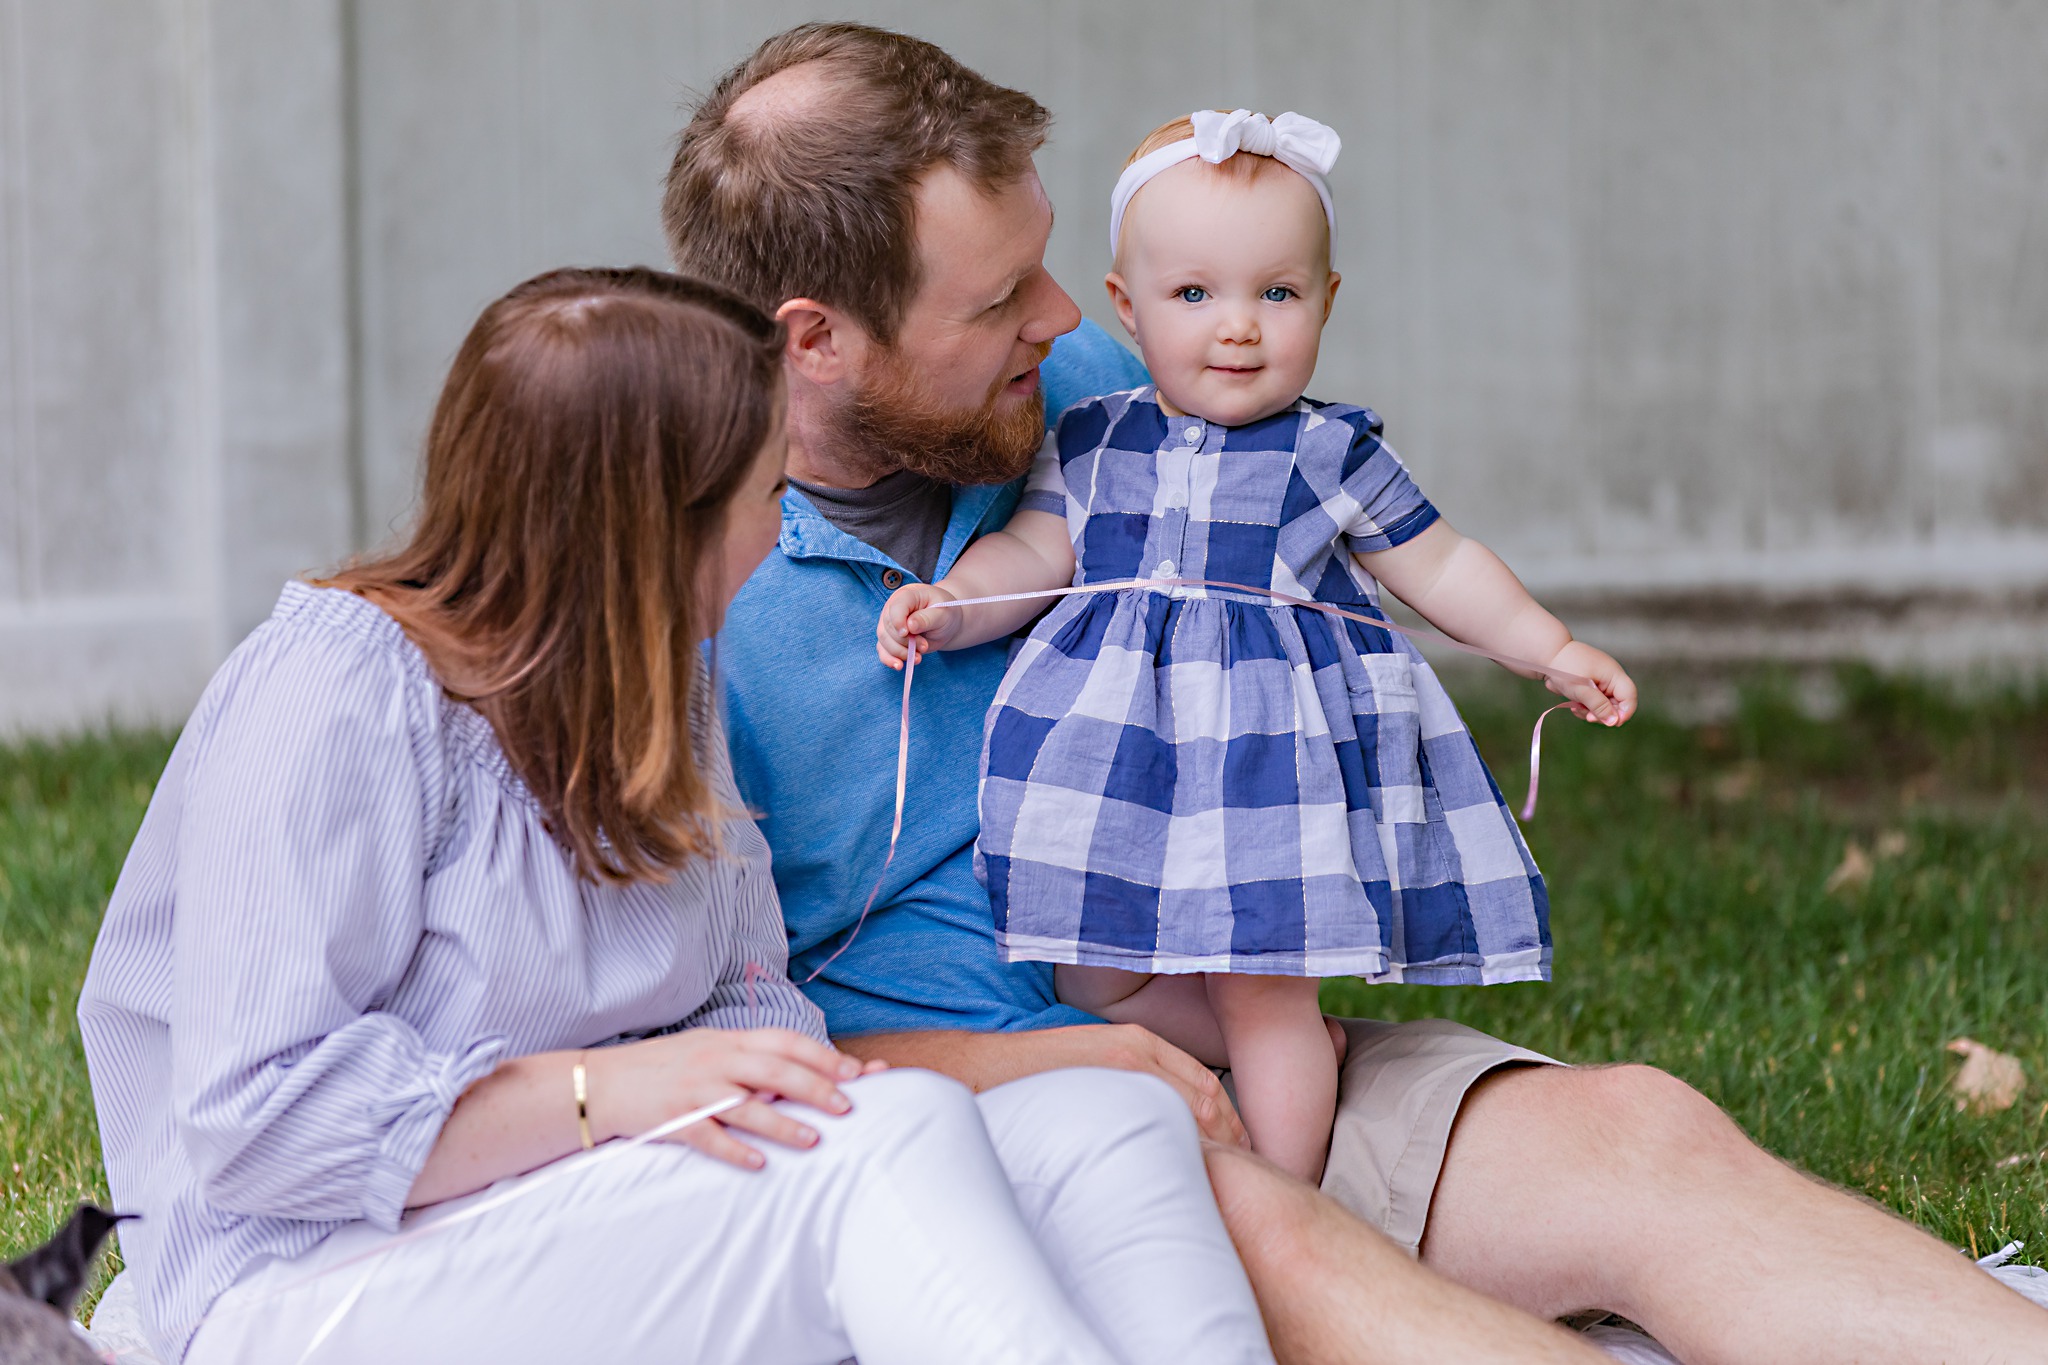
[5,1,2047,734]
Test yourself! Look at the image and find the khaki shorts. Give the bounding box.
[1324,1018,1559,1252]
[1227,1018,1559,1254]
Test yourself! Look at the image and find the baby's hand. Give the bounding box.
[1544,641,1637,727]
[877,583,962,669]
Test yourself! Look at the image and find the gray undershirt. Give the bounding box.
[789,468,953,584]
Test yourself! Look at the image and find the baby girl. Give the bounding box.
[879,109,1636,1181]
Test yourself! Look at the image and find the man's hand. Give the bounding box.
[837,1024,1248,1148]
[877,583,961,668]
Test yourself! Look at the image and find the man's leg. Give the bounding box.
[1421,1063,2048,1364]
[1204,1142,1609,1364]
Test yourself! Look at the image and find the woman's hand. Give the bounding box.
[589,1028,887,1171]
[876,583,962,669]
[1544,641,1637,726]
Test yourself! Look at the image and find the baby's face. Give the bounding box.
[1109,159,1338,427]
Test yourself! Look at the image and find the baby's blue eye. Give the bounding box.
[1177,286,1207,304]
[1262,286,1296,303]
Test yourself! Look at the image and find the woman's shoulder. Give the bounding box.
[183,582,454,773]
[212,579,435,693]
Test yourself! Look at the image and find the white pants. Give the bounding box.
[185,1068,1274,1365]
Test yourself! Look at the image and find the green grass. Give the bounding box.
[1326,666,2048,1263]
[1,730,175,1295]
[3,670,2045,1298]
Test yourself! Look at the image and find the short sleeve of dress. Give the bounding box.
[1017,428,1067,517]
[1336,411,1440,555]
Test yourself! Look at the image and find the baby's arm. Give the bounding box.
[1359,521,1637,725]
[876,510,1076,668]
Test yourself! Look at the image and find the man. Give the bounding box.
[665,22,2048,1363]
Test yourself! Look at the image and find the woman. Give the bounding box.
[77,269,1274,1365]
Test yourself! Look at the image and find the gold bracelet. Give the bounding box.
[573,1054,594,1150]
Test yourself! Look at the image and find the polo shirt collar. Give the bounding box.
[777,480,1015,581]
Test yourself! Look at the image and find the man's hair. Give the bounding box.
[663,22,1050,344]
[323,268,785,884]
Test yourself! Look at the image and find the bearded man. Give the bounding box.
[666,22,2048,1364]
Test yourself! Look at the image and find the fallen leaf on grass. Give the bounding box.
[1712,763,1762,803]
[1947,1037,2026,1115]
[1825,842,1873,895]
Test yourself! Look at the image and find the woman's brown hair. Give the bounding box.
[323,267,785,883]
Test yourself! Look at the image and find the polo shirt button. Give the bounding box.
[881,569,904,589]
[1183,426,1201,444]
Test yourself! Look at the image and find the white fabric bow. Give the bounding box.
[1109,109,1342,259]
[1190,109,1342,179]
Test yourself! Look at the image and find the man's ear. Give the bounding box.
[1104,273,1139,344]
[776,298,864,387]
[1322,271,1342,324]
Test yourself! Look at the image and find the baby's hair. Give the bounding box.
[1124,113,1268,183]
[1117,112,1323,264]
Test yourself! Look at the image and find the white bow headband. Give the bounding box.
[1108,109,1343,259]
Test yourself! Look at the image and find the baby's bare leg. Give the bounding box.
[1206,974,1337,1183]
[1056,966,1231,1067]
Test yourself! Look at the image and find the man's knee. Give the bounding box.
[1516,1063,1756,1182]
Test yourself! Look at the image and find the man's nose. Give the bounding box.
[1020,266,1083,344]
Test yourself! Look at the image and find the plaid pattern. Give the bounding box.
[979,388,1550,983]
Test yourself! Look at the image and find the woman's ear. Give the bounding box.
[1104,273,1139,343]
[776,298,859,387]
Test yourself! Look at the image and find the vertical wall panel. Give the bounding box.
[1757,2,1937,547]
[209,0,357,640]
[16,2,188,599]
[0,0,28,602]
[1936,0,2048,537]
[1576,1,1773,561]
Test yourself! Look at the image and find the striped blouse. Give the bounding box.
[76,582,825,1363]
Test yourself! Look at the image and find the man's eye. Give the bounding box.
[1262,286,1296,303]
[1177,286,1207,304]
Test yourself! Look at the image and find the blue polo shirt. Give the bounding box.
[720,320,1148,1037]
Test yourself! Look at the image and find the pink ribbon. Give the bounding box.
[804,576,1610,980]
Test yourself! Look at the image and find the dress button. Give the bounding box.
[881,569,904,589]
[1183,426,1201,444]
[1157,560,1177,578]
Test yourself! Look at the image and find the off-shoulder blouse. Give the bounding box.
[78,581,824,1362]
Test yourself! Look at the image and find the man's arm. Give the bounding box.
[836,1024,1248,1148]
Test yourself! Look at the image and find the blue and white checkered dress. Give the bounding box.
[977,387,1549,984]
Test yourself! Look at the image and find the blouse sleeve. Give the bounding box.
[1336,412,1441,555]
[1015,428,1068,517]
[666,703,831,1043]
[168,626,504,1232]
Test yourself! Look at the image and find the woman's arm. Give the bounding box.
[1359,520,1636,724]
[877,510,1075,666]
[834,1025,1246,1148]
[406,1027,871,1207]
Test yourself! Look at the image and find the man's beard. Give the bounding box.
[824,342,1050,487]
